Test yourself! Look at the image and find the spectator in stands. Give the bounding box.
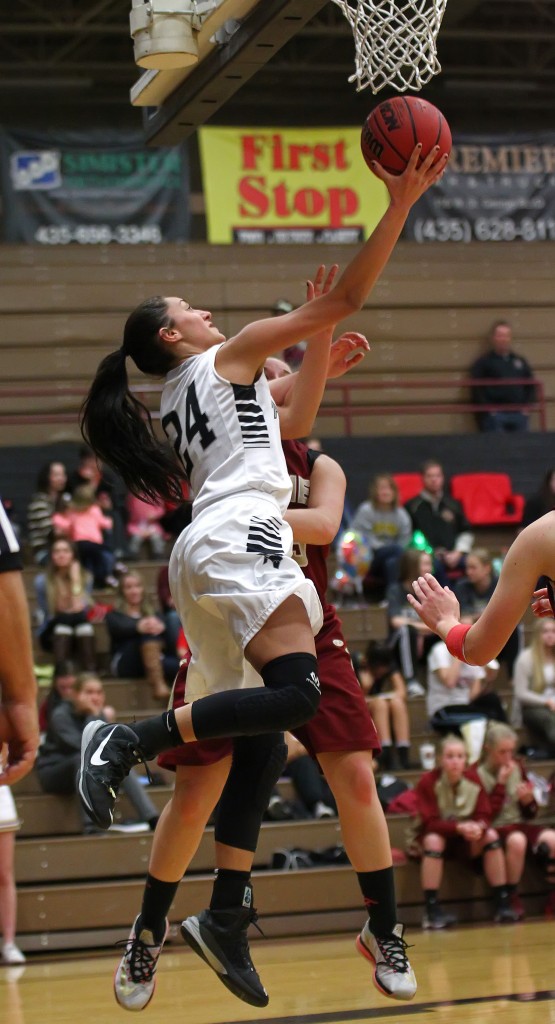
[477,721,555,919]
[386,548,435,697]
[512,619,555,756]
[410,734,518,928]
[26,460,70,565]
[470,320,535,432]
[67,444,129,563]
[36,673,158,835]
[351,473,412,590]
[105,571,176,701]
[454,548,522,676]
[38,659,78,734]
[34,538,96,670]
[356,641,412,771]
[521,468,555,528]
[284,732,337,819]
[126,492,167,560]
[405,460,473,583]
[426,631,505,734]
[52,483,117,588]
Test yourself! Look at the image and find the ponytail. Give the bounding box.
[80,348,185,504]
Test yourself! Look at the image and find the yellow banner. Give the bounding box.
[199,126,388,244]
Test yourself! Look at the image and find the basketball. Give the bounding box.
[361,96,451,175]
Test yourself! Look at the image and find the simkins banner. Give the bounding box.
[200,126,555,244]
[0,128,190,244]
[198,126,389,244]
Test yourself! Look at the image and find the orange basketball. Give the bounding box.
[361,96,451,175]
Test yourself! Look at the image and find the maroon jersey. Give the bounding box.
[282,438,336,630]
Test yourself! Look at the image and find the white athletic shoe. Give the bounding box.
[1,942,26,965]
[114,916,168,1011]
[356,921,416,1001]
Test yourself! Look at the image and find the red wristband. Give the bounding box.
[445,623,472,663]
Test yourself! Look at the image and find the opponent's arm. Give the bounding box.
[284,454,346,546]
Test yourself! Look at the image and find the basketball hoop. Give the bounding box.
[330,0,449,94]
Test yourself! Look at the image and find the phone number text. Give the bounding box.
[34,224,162,245]
[413,217,555,243]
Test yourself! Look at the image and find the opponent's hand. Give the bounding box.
[407,572,461,635]
[371,144,449,209]
[327,331,370,378]
[306,264,339,301]
[531,587,554,618]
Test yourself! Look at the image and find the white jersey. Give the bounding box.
[161,344,292,519]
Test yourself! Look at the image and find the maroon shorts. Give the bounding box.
[158,615,380,771]
[497,822,544,849]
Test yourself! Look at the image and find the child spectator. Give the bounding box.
[52,483,116,588]
[67,445,129,563]
[357,641,412,771]
[26,460,69,565]
[426,632,505,734]
[105,572,177,701]
[386,548,435,697]
[454,549,522,676]
[351,473,412,590]
[34,538,96,670]
[36,673,158,835]
[126,493,167,560]
[38,659,78,734]
[477,722,555,919]
[410,734,518,928]
[512,619,555,756]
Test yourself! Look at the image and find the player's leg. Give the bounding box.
[181,732,287,1008]
[115,758,230,1011]
[419,833,455,929]
[318,749,416,1001]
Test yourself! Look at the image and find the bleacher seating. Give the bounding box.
[451,472,525,525]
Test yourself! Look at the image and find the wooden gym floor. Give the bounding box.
[2,921,555,1024]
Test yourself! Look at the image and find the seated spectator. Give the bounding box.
[512,619,555,756]
[386,548,435,697]
[454,548,522,676]
[284,733,337,819]
[26,460,70,565]
[36,673,159,835]
[521,468,555,528]
[409,734,518,928]
[470,320,536,433]
[477,722,555,919]
[105,571,177,700]
[67,444,129,561]
[351,473,412,590]
[52,483,116,588]
[356,641,412,771]
[405,460,473,583]
[38,659,78,733]
[126,493,167,560]
[34,538,96,670]
[427,633,505,734]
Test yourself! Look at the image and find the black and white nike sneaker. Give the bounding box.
[78,720,144,829]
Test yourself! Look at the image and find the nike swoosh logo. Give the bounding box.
[90,726,117,767]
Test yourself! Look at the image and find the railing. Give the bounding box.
[0,377,547,435]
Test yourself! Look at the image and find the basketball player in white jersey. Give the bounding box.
[77,145,447,826]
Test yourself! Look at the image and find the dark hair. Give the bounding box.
[80,297,187,504]
[365,640,395,672]
[36,459,66,493]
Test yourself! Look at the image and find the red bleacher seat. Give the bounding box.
[393,473,423,506]
[450,472,525,525]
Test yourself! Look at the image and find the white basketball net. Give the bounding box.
[330,0,449,94]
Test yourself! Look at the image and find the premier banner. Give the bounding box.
[198,126,389,244]
[0,128,190,244]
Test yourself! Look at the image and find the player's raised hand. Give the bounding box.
[327,331,370,378]
[407,572,461,634]
[306,263,339,301]
[371,144,449,208]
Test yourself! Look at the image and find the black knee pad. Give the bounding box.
[483,839,502,854]
[214,733,287,851]
[233,653,320,734]
[191,653,320,740]
[423,849,444,859]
